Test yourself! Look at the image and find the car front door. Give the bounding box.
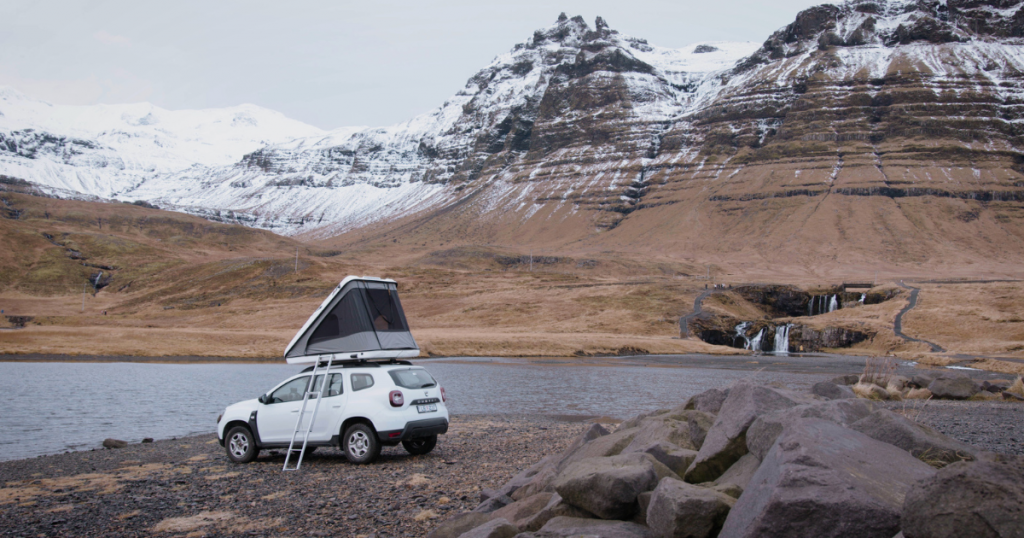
[257,376,311,444]
[310,373,346,441]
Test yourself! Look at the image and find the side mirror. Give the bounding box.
[258,394,267,404]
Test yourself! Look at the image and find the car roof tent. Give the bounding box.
[284,276,419,364]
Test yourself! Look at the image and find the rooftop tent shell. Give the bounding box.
[284,276,419,364]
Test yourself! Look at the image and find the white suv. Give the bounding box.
[217,360,449,464]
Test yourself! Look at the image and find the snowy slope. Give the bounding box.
[0,87,323,197]
[119,16,758,235]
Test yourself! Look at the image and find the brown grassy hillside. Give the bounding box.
[1,192,1022,374]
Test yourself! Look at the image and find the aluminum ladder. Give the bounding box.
[283,354,335,471]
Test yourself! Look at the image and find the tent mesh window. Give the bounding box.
[309,290,374,345]
[363,288,409,332]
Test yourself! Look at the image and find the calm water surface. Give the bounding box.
[0,357,837,461]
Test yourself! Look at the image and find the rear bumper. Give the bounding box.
[378,417,448,442]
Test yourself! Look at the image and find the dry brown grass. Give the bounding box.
[2,192,1023,371]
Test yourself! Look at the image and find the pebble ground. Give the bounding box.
[2,401,1022,537]
[0,415,587,538]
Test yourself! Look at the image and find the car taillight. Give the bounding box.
[389,390,404,407]
[440,386,447,402]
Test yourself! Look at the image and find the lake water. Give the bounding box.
[0,356,846,462]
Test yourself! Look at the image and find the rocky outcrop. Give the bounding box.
[718,419,936,538]
[928,373,980,400]
[647,478,735,538]
[433,380,1021,538]
[901,454,1024,538]
[684,381,814,483]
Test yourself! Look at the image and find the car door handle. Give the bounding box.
[332,405,342,408]
[290,410,299,413]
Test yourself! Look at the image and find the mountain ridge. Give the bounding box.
[3,1,1024,276]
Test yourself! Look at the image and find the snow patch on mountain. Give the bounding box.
[0,87,323,197]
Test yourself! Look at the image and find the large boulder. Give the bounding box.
[510,464,558,501]
[633,441,698,477]
[458,518,517,538]
[745,399,874,460]
[556,428,638,472]
[517,493,594,533]
[473,493,514,514]
[902,454,1024,538]
[812,381,855,400]
[849,409,978,466]
[497,454,558,498]
[490,492,554,530]
[712,453,761,495]
[681,387,731,415]
[619,410,671,431]
[623,411,714,453]
[562,423,610,455]
[532,516,655,538]
[684,381,815,483]
[426,512,493,538]
[718,419,935,538]
[647,477,735,538]
[553,454,659,519]
[928,373,979,400]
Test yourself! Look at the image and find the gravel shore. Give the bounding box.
[882,399,1024,455]
[0,415,588,537]
[2,401,1021,537]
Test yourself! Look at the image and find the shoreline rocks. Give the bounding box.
[436,381,1024,538]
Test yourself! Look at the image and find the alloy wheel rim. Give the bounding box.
[229,433,249,457]
[349,431,368,457]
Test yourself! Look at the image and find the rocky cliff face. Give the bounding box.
[4,2,1024,271]
[118,14,757,235]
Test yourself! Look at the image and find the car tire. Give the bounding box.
[402,435,437,455]
[225,426,258,463]
[343,423,380,464]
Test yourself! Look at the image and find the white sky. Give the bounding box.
[0,0,827,130]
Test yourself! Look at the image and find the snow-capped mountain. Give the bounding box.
[116,14,758,234]
[0,87,323,198]
[3,0,1024,270]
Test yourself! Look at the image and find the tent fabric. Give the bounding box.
[285,280,418,359]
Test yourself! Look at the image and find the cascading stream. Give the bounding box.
[774,324,793,354]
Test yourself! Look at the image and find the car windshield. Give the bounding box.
[388,368,436,389]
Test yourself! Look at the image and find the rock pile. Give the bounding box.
[822,371,1024,403]
[429,380,1024,538]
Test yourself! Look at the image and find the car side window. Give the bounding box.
[351,373,374,392]
[326,373,344,397]
[269,376,310,403]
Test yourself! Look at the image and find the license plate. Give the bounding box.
[417,404,437,413]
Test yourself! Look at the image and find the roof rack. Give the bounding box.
[300,358,413,373]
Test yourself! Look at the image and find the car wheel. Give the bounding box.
[343,423,380,464]
[225,426,258,463]
[402,435,437,455]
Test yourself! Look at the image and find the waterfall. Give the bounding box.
[774,324,793,354]
[734,322,752,349]
[859,293,866,304]
[748,329,764,352]
[810,294,840,315]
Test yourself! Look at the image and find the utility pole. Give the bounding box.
[295,248,298,273]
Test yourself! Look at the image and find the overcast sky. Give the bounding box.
[0,1,826,130]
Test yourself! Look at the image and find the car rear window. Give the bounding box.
[388,368,436,389]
